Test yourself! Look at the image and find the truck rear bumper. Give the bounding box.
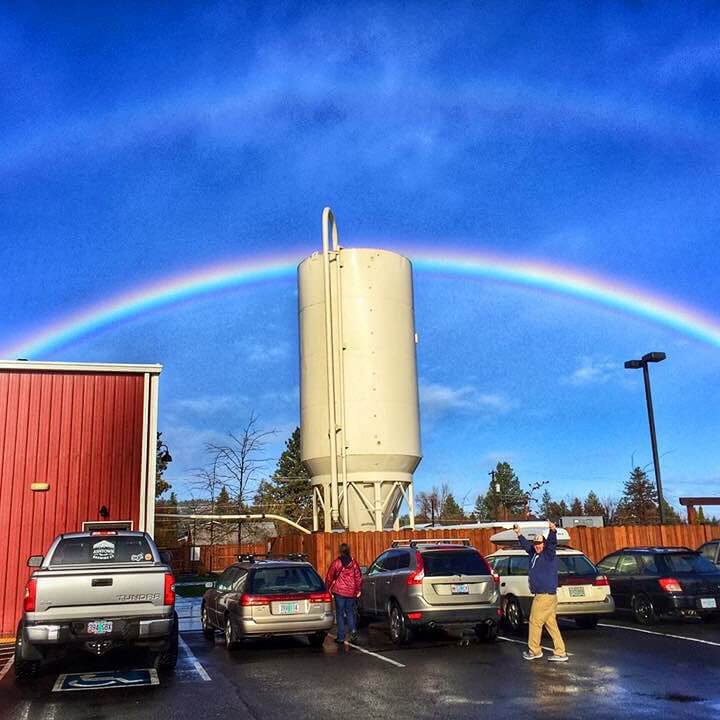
[25,616,173,644]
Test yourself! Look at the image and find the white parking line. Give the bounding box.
[598,623,720,648]
[498,635,574,656]
[0,656,13,681]
[328,634,405,668]
[178,635,211,681]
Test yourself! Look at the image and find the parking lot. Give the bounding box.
[2,597,720,720]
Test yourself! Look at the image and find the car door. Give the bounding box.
[207,567,233,626]
[610,554,640,609]
[362,552,390,616]
[213,567,241,625]
[375,551,401,615]
[507,554,531,615]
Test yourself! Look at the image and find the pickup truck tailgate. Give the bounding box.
[29,566,169,622]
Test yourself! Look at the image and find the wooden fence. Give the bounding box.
[162,524,720,577]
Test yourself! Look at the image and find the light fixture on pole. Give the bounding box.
[624,352,667,524]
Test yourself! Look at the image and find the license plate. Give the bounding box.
[87,621,113,634]
[451,584,469,595]
[278,602,300,615]
[568,587,586,598]
[700,598,717,609]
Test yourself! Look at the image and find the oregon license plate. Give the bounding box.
[87,621,113,634]
[700,598,717,609]
[278,602,300,615]
[569,586,586,597]
[451,584,469,594]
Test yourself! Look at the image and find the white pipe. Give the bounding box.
[155,513,312,535]
[322,207,340,524]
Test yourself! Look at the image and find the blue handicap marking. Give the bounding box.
[53,668,159,692]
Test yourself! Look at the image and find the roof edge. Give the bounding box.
[0,360,163,374]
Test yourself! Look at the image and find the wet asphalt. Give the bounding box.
[1,597,720,720]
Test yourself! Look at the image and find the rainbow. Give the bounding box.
[3,247,720,357]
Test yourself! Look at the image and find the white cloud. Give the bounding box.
[562,357,620,386]
[169,394,248,416]
[419,382,514,415]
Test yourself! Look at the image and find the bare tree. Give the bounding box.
[205,412,275,543]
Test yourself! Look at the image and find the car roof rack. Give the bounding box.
[391,538,471,548]
[618,546,693,553]
[237,552,309,563]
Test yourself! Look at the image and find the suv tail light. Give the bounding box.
[163,573,176,605]
[23,578,37,612]
[407,552,425,585]
[309,592,332,603]
[241,594,271,607]
[491,572,500,585]
[659,577,682,593]
[593,575,609,587]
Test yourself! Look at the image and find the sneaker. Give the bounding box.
[548,654,569,663]
[522,651,543,660]
[334,637,345,644]
[349,632,359,644]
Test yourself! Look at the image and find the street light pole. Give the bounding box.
[624,352,667,524]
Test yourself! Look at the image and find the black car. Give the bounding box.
[597,546,720,625]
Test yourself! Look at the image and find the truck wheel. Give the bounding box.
[389,602,413,646]
[156,612,179,670]
[201,604,215,640]
[14,623,41,681]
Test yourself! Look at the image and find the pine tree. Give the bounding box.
[539,490,553,519]
[485,462,525,519]
[473,494,489,521]
[583,491,605,517]
[254,427,312,531]
[440,493,465,522]
[616,467,658,524]
[697,506,706,524]
[570,497,583,515]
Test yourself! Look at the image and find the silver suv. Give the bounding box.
[201,555,334,650]
[358,539,501,645]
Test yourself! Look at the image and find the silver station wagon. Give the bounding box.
[201,555,334,649]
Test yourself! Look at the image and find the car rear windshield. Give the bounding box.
[558,555,597,577]
[249,566,325,595]
[661,553,718,574]
[421,550,490,577]
[50,536,154,565]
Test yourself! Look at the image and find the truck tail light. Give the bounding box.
[593,575,609,587]
[163,573,176,605]
[309,592,332,603]
[659,577,682,593]
[407,552,425,585]
[23,578,37,612]
[241,594,271,607]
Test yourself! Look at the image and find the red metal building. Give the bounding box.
[0,361,161,636]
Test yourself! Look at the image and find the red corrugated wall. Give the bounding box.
[0,370,147,635]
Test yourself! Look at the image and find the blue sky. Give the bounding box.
[2,2,719,515]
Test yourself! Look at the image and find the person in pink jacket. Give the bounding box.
[325,543,363,644]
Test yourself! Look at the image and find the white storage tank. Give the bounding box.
[298,214,422,531]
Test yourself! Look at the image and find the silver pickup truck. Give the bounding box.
[14,530,178,679]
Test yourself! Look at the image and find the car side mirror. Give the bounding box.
[27,555,44,567]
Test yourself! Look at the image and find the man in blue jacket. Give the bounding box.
[513,521,568,662]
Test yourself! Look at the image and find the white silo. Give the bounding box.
[298,208,422,532]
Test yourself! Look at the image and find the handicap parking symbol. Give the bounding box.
[52,668,159,692]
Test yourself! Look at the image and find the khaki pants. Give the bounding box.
[528,593,565,656]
